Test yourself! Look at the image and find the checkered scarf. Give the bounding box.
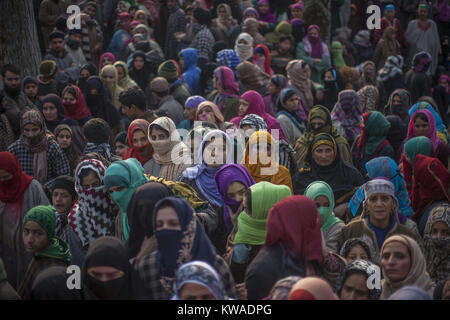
[68,159,116,247]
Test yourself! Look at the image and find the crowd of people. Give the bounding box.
[0,0,449,301]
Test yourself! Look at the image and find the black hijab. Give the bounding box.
[322,67,345,112]
[41,93,65,133]
[78,63,98,94]
[126,182,171,259]
[81,236,148,300]
[84,76,122,128]
[30,266,84,300]
[386,115,407,162]
[293,133,364,204]
[129,51,153,91]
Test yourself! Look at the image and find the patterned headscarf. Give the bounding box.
[286,59,314,108]
[357,85,379,112]
[68,159,117,247]
[377,55,403,82]
[335,260,382,300]
[384,89,411,124]
[214,66,240,97]
[240,114,268,131]
[339,238,373,262]
[412,51,432,73]
[172,261,226,300]
[216,50,241,76]
[331,89,362,142]
[267,276,303,300]
[406,109,440,150]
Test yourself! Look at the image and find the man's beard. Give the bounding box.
[4,84,21,99]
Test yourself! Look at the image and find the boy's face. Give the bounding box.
[24,83,37,99]
[279,39,291,53]
[52,188,75,214]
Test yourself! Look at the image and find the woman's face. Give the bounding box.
[63,92,76,103]
[238,39,249,45]
[197,106,216,124]
[292,8,302,19]
[42,102,59,122]
[324,71,334,81]
[392,95,402,104]
[115,66,125,80]
[381,241,411,283]
[340,273,370,300]
[102,57,113,66]
[134,56,145,70]
[303,64,311,79]
[366,193,395,226]
[184,107,196,122]
[285,94,299,112]
[137,14,146,24]
[101,72,115,83]
[365,64,375,75]
[439,79,449,91]
[414,117,429,137]
[312,144,335,167]
[249,142,272,160]
[430,221,449,239]
[133,129,150,147]
[80,69,91,78]
[57,129,72,149]
[226,181,246,202]
[267,81,279,96]
[155,206,181,231]
[80,171,101,190]
[150,127,169,141]
[309,28,319,38]
[218,6,228,20]
[203,137,228,168]
[310,118,326,131]
[346,244,369,263]
[314,195,330,208]
[245,13,257,20]
[88,266,124,282]
[239,99,249,116]
[179,282,216,300]
[258,2,269,14]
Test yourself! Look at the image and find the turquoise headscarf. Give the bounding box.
[404,136,433,165]
[304,181,342,232]
[104,158,149,241]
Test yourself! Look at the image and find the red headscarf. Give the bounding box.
[411,155,450,218]
[122,119,154,166]
[252,44,273,76]
[264,195,323,263]
[61,85,92,121]
[0,152,33,220]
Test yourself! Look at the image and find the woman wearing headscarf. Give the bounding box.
[380,234,435,299]
[267,276,303,300]
[18,205,71,300]
[293,133,363,205]
[54,124,82,174]
[213,164,256,255]
[236,61,270,96]
[305,181,344,253]
[331,89,363,148]
[338,178,422,264]
[263,74,287,116]
[0,152,49,290]
[242,17,266,46]
[67,159,118,265]
[349,156,414,221]
[256,0,276,24]
[276,88,307,146]
[422,203,450,284]
[99,52,116,72]
[216,49,241,78]
[60,85,92,126]
[242,130,293,192]
[180,130,233,211]
[234,32,254,62]
[404,108,450,169]
[245,195,339,300]
[357,85,380,113]
[211,3,238,48]
[146,116,189,181]
[135,196,237,299]
[339,238,374,264]
[377,55,405,104]
[373,27,401,70]
[411,155,450,235]
[207,66,240,122]
[7,109,71,190]
[229,182,292,284]
[195,101,226,131]
[129,51,153,91]
[383,88,411,126]
[385,115,407,162]
[286,59,315,110]
[81,236,148,300]
[405,51,433,104]
[122,118,153,168]
[408,101,449,145]
[231,90,287,142]
[334,260,382,300]
[78,63,98,94]
[114,61,138,91]
[330,41,346,70]
[99,65,124,111]
[322,67,345,112]
[296,25,330,84]
[84,76,124,142]
[39,93,65,133]
[288,277,339,300]
[293,105,351,169]
[252,44,273,77]
[104,158,148,242]
[352,111,395,176]
[358,61,379,89]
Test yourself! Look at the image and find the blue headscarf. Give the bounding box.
[181,130,233,207]
[153,197,216,278]
[349,156,413,220]
[216,49,241,79]
[384,4,395,15]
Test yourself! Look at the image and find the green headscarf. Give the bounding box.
[364,111,391,156]
[234,182,292,246]
[304,181,342,232]
[404,136,433,164]
[331,41,346,70]
[264,21,293,44]
[104,158,149,242]
[23,206,72,264]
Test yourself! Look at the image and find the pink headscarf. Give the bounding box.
[406,109,440,150]
[99,52,116,71]
[214,66,240,97]
[230,90,287,141]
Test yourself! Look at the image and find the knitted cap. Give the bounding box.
[52,175,76,199]
[150,77,169,93]
[39,60,59,77]
[49,31,65,41]
[23,205,57,239]
[157,60,179,83]
[185,96,206,109]
[363,177,396,199]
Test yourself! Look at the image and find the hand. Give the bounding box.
[333,203,348,219]
[136,235,158,262]
[80,13,91,22]
[226,202,244,228]
[236,282,248,300]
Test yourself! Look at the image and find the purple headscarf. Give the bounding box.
[215,164,256,228]
[214,66,240,98]
[306,25,323,59]
[243,7,260,20]
[257,0,276,24]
